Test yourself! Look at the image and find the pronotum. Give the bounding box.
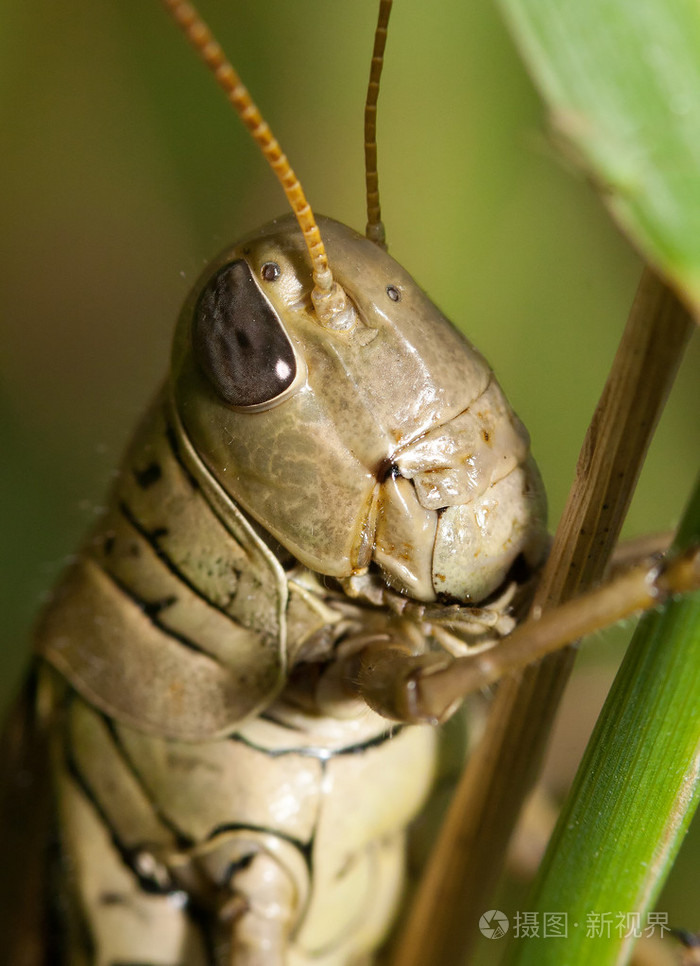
[1,0,698,963]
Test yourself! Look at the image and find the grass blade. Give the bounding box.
[499,0,700,317]
[507,478,700,965]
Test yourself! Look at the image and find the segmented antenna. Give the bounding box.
[161,0,355,329]
[365,0,393,249]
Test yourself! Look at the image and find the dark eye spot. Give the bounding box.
[261,261,281,282]
[387,285,401,302]
[193,259,297,408]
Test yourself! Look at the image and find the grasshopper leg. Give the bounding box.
[347,545,700,724]
[220,850,296,966]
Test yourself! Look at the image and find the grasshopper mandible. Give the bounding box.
[1,1,698,964]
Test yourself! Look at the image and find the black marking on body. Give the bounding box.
[117,500,243,625]
[228,724,403,760]
[63,732,188,899]
[65,704,317,961]
[141,595,178,619]
[103,567,210,657]
[101,715,192,849]
[133,462,162,489]
[258,710,300,730]
[206,822,313,871]
[222,852,255,887]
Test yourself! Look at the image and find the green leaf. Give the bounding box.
[499,0,700,317]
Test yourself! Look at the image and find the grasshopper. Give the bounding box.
[1,1,698,964]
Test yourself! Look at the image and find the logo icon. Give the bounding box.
[479,910,510,939]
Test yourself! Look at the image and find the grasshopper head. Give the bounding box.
[172,215,547,606]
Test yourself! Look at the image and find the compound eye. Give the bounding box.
[193,259,298,409]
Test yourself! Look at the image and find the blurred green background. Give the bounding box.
[1,0,697,952]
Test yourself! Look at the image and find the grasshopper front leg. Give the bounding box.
[51,684,305,966]
[221,852,296,966]
[57,765,300,966]
[48,659,434,966]
[55,765,210,966]
[345,546,700,724]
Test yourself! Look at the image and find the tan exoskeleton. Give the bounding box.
[25,1,552,962]
[35,203,548,962]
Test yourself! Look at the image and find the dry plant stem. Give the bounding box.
[389,267,694,966]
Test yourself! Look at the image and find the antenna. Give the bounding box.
[364,0,393,249]
[161,0,355,329]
